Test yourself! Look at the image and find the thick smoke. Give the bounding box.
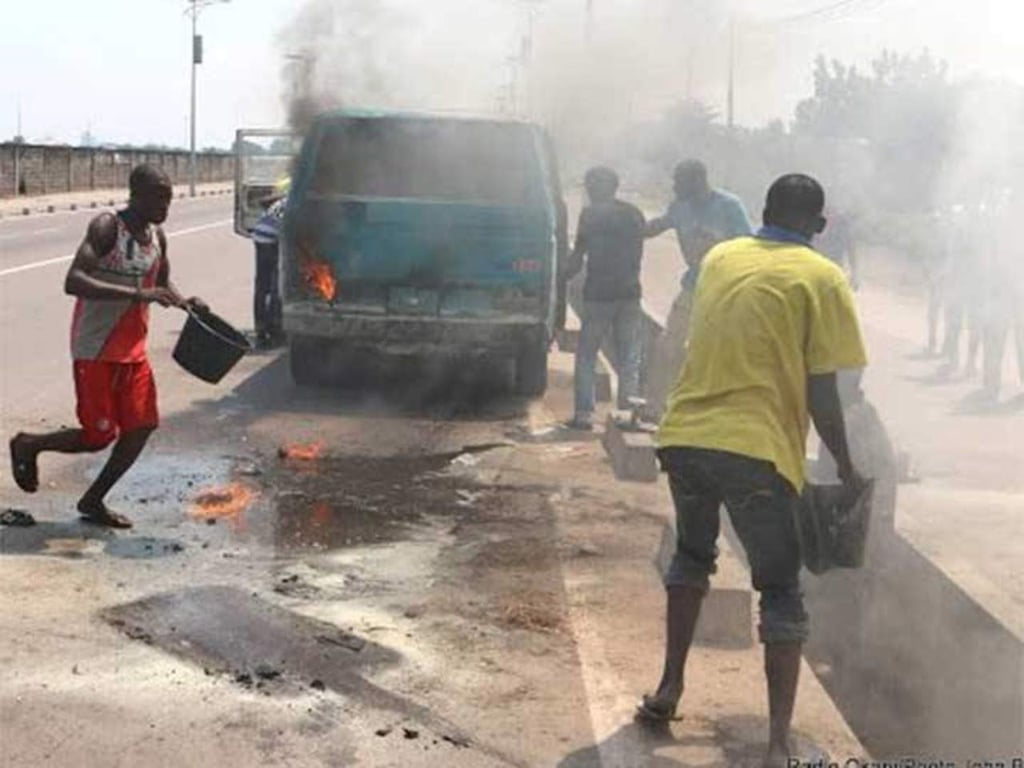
[276,0,742,159]
[278,0,519,134]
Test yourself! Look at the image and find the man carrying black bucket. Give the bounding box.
[638,174,869,766]
[8,165,205,529]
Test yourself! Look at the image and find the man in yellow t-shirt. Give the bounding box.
[637,174,868,767]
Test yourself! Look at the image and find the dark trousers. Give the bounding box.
[659,446,809,644]
[254,241,282,337]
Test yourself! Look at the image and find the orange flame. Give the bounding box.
[189,482,257,529]
[278,441,325,461]
[301,260,337,302]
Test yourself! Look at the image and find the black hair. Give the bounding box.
[129,164,171,196]
[673,159,708,185]
[764,174,825,222]
[584,165,619,191]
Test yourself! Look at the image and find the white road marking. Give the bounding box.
[0,219,233,278]
[527,396,637,768]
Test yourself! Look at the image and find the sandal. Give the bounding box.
[9,435,39,493]
[0,508,36,527]
[635,693,681,722]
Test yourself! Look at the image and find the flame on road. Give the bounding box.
[278,442,325,461]
[189,482,257,529]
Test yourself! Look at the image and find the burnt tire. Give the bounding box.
[515,341,549,397]
[289,336,328,387]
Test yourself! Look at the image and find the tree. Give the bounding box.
[794,50,955,212]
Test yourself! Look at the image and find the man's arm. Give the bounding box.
[724,196,753,237]
[644,214,674,238]
[804,274,869,491]
[64,214,178,306]
[807,373,859,485]
[562,210,589,280]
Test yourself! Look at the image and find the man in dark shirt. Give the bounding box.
[563,166,645,430]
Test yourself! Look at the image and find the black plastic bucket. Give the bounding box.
[796,480,875,574]
[173,308,251,384]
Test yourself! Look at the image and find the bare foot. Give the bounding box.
[9,434,39,493]
[77,498,133,529]
[763,743,791,768]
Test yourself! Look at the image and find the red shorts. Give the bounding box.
[73,359,159,448]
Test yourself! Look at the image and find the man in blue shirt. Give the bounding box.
[644,160,752,416]
[250,187,287,350]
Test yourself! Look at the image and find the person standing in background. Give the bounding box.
[250,178,288,350]
[563,167,646,430]
[817,207,860,289]
[643,160,752,418]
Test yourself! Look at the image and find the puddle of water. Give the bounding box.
[243,450,504,554]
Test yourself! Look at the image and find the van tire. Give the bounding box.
[290,336,328,386]
[515,341,548,397]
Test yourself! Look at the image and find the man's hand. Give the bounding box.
[838,464,871,506]
[139,287,183,308]
[186,296,209,313]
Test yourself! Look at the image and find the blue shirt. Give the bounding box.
[652,188,752,287]
[251,199,285,244]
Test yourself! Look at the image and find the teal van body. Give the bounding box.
[281,110,567,394]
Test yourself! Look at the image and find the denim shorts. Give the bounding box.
[658,446,809,644]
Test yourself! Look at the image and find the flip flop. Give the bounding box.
[9,435,39,494]
[78,503,133,530]
[0,508,36,527]
[635,694,681,722]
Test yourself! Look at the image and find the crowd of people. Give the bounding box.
[924,199,1024,402]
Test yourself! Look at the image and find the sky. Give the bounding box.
[2,0,1024,149]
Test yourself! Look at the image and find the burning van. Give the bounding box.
[275,109,568,395]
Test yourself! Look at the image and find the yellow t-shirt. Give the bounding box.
[657,235,868,492]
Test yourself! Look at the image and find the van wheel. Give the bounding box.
[290,336,328,386]
[515,341,548,397]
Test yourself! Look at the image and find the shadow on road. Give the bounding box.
[188,351,532,424]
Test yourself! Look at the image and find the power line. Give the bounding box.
[765,0,886,25]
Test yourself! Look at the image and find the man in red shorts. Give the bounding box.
[8,165,204,528]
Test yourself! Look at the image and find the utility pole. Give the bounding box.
[726,15,736,131]
[585,0,594,43]
[189,0,198,196]
[186,0,229,197]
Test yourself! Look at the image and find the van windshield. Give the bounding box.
[309,118,541,206]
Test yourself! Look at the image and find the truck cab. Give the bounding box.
[277,109,568,395]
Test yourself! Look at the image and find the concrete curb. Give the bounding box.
[0,187,232,220]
